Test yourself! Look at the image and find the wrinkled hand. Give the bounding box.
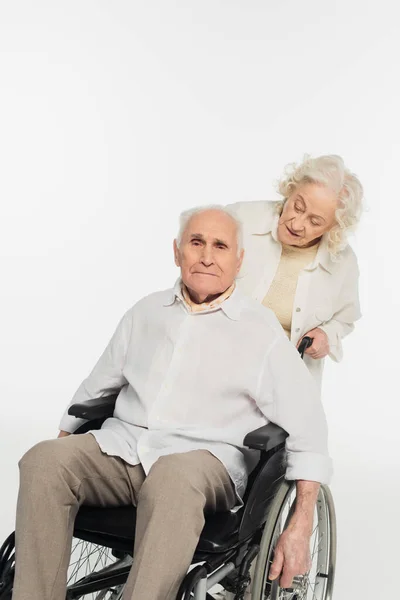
[298,328,329,360]
[269,526,311,589]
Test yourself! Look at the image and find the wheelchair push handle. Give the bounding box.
[298,335,313,359]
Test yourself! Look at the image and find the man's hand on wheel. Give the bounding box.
[297,327,329,360]
[269,524,312,589]
[269,480,318,588]
[58,430,71,438]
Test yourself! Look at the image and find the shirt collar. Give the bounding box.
[163,278,243,320]
[251,206,333,274]
[163,279,183,306]
[181,281,236,313]
[250,206,280,240]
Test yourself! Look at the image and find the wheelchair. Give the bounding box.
[0,338,336,600]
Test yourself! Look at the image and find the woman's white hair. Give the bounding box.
[277,154,364,258]
[176,205,244,256]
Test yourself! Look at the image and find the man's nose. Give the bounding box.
[200,246,214,266]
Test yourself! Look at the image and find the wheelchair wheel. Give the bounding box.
[251,482,336,600]
[66,537,131,599]
[0,533,15,600]
[0,533,131,600]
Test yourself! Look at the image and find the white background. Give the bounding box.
[1,2,399,598]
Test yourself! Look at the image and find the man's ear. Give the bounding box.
[236,248,244,274]
[173,239,180,267]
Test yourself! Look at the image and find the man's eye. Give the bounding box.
[216,244,227,249]
[191,240,201,246]
[294,204,303,212]
[311,220,321,227]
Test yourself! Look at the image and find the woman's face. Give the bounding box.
[277,182,338,247]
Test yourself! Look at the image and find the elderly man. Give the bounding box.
[12,206,332,600]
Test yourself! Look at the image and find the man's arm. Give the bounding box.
[256,334,332,586]
[258,335,332,484]
[58,308,133,435]
[269,480,319,586]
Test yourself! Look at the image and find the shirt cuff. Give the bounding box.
[59,412,87,434]
[285,451,333,485]
[318,322,343,363]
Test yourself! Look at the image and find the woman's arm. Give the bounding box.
[316,259,361,362]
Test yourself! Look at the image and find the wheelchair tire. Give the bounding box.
[66,537,131,599]
[0,533,15,600]
[251,481,336,600]
[0,534,130,600]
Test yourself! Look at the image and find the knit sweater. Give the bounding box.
[262,242,319,337]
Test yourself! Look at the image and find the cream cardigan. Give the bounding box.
[227,200,361,390]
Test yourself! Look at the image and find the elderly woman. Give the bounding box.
[217,155,363,600]
[227,155,363,390]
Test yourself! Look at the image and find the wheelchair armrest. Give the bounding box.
[68,394,118,420]
[244,422,288,452]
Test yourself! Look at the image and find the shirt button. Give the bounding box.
[296,307,301,312]
[295,327,300,332]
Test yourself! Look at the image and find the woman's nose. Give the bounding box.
[291,216,306,232]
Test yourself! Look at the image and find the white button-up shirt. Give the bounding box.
[60,280,332,503]
[227,201,361,389]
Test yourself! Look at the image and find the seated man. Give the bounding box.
[12,206,332,600]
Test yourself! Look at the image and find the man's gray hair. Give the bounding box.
[176,205,244,256]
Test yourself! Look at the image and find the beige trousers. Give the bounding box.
[12,433,236,600]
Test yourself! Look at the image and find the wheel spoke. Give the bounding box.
[67,538,127,599]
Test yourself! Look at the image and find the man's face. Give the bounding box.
[174,210,244,302]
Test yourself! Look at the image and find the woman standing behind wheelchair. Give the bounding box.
[218,156,364,600]
[228,154,364,391]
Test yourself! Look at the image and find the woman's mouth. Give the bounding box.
[286,225,301,238]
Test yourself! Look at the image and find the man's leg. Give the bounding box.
[12,433,145,600]
[123,450,236,600]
